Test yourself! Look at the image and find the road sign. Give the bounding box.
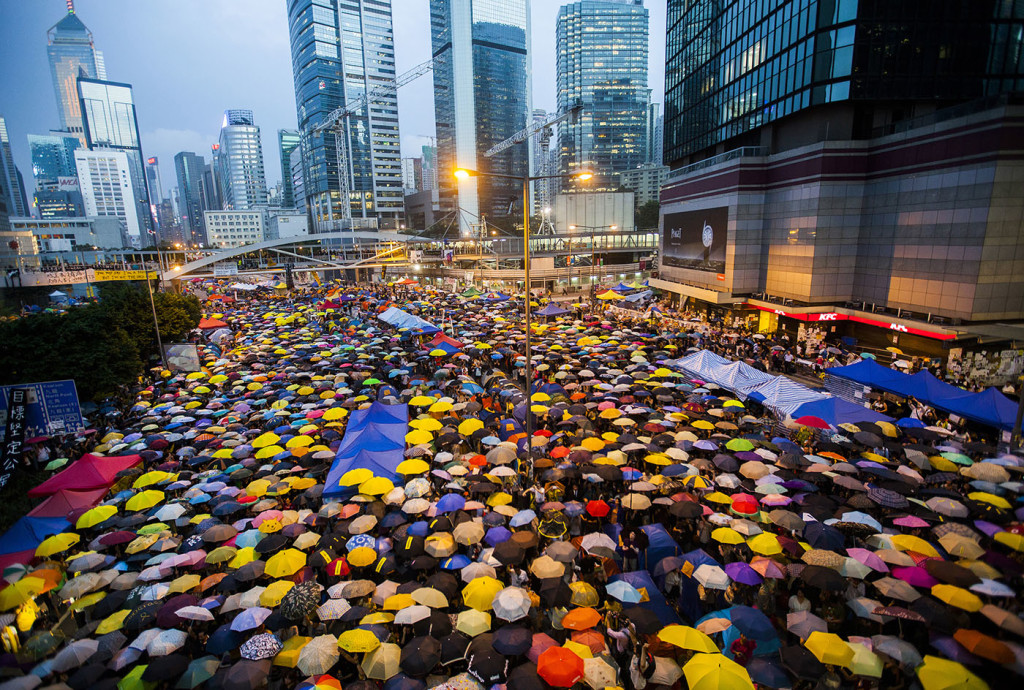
[0,380,85,441]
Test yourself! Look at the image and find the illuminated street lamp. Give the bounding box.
[453,167,593,445]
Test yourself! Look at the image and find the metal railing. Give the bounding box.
[667,146,769,180]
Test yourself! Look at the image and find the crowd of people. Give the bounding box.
[0,279,1019,690]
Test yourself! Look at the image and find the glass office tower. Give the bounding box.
[47,6,106,144]
[174,152,208,246]
[217,110,269,210]
[278,129,301,208]
[664,0,1024,167]
[556,0,650,183]
[431,0,532,232]
[77,77,153,245]
[286,0,404,230]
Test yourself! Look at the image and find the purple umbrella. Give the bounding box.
[846,548,888,573]
[725,562,763,586]
[891,566,938,589]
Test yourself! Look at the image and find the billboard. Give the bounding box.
[57,176,79,191]
[164,343,201,373]
[0,380,84,441]
[662,206,728,273]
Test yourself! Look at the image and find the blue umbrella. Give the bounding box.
[441,554,471,570]
[436,494,466,514]
[484,526,512,546]
[607,581,643,603]
[896,418,925,428]
[347,534,377,551]
[510,510,536,527]
[206,625,243,655]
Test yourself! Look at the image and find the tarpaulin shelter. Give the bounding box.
[747,377,828,416]
[377,307,440,335]
[428,333,465,354]
[605,523,681,574]
[197,317,229,330]
[672,351,774,398]
[829,360,1016,429]
[610,570,681,627]
[790,397,893,426]
[536,303,569,317]
[623,290,653,303]
[324,402,410,493]
[28,487,109,519]
[28,454,142,497]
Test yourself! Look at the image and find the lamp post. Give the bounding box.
[454,167,592,448]
[567,224,617,289]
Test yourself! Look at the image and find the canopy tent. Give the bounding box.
[829,359,1016,429]
[536,303,570,317]
[324,402,410,493]
[427,333,464,355]
[609,282,635,293]
[377,307,440,335]
[197,317,229,330]
[605,523,681,574]
[481,292,511,303]
[609,570,681,627]
[28,454,143,497]
[789,397,893,426]
[747,376,828,416]
[596,290,625,301]
[672,351,775,399]
[0,516,70,557]
[623,290,654,303]
[28,487,109,519]
[461,286,483,298]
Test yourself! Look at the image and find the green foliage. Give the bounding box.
[0,466,46,534]
[0,283,200,400]
[636,200,661,229]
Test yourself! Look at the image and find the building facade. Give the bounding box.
[73,149,139,245]
[28,133,81,191]
[285,0,405,230]
[278,129,301,208]
[401,157,423,195]
[0,118,28,219]
[35,191,85,220]
[217,110,269,210]
[556,0,649,185]
[266,211,310,240]
[46,5,106,144]
[174,152,207,246]
[77,77,154,245]
[618,163,668,205]
[203,210,266,249]
[431,0,533,232]
[9,217,125,251]
[646,103,663,165]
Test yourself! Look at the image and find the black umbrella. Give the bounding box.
[506,661,545,690]
[440,632,472,665]
[623,606,661,634]
[669,501,702,518]
[799,565,845,591]
[468,647,510,684]
[493,626,532,656]
[400,636,441,676]
[493,541,526,565]
[280,581,321,620]
[781,644,825,680]
[123,601,163,631]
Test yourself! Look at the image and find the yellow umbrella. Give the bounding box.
[76,505,118,529]
[995,531,1024,552]
[410,417,443,431]
[747,533,782,556]
[383,593,415,611]
[340,468,374,487]
[712,528,744,545]
[265,549,307,578]
[563,640,593,659]
[459,419,484,435]
[410,396,436,406]
[692,420,715,430]
[126,490,165,512]
[361,612,394,625]
[405,429,434,445]
[126,534,159,554]
[804,632,854,666]
[969,492,1011,510]
[228,547,258,568]
[252,431,281,448]
[168,574,200,594]
[359,477,395,496]
[462,576,504,612]
[569,581,600,607]
[0,577,46,611]
[683,653,754,690]
[338,628,381,653]
[255,445,285,460]
[260,580,295,606]
[531,392,551,402]
[247,479,272,497]
[396,459,430,475]
[890,534,939,558]
[682,475,711,489]
[658,625,719,653]
[274,635,311,667]
[917,655,989,690]
[429,401,453,413]
[206,546,238,564]
[931,584,983,612]
[348,546,377,568]
[35,533,80,558]
[286,436,314,449]
[96,609,131,634]
[133,471,174,488]
[704,492,732,504]
[323,407,347,421]
[580,437,605,452]
[486,492,513,507]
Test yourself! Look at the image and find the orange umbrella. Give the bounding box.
[200,573,228,592]
[952,629,1015,664]
[537,646,585,687]
[561,607,601,631]
[570,630,607,655]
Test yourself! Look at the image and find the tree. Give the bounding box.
[97,282,201,364]
[636,200,660,229]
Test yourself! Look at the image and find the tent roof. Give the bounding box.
[28,453,142,497]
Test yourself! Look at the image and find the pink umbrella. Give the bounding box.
[760,494,792,507]
[891,566,938,588]
[528,632,558,663]
[750,556,787,579]
[893,516,929,529]
[847,548,889,573]
[597,401,616,411]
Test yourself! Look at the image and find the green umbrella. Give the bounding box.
[363,378,382,385]
[940,451,973,466]
[176,656,220,689]
[45,458,69,471]
[118,664,155,690]
[859,352,876,360]
[21,631,61,660]
[725,438,755,452]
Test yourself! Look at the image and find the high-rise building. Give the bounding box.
[35,191,85,220]
[285,0,405,230]
[556,0,649,184]
[204,144,224,212]
[401,157,422,195]
[0,118,29,219]
[278,129,301,208]
[217,110,268,210]
[289,146,305,212]
[431,0,532,231]
[47,2,106,144]
[174,151,207,246]
[28,133,80,191]
[77,77,154,244]
[646,103,663,165]
[658,0,1024,331]
[421,144,437,191]
[74,149,140,245]
[145,157,163,205]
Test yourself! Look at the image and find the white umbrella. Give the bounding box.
[693,564,730,590]
[584,656,619,690]
[492,586,532,622]
[175,605,215,622]
[148,629,188,656]
[394,605,432,625]
[298,634,340,675]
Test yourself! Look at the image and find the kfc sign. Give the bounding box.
[817,313,838,321]
[889,323,909,333]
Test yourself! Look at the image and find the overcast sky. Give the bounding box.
[0,0,666,203]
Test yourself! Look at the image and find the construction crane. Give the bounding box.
[311,57,438,221]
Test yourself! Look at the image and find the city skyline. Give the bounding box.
[0,0,665,211]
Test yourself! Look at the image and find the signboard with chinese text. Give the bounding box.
[0,380,84,442]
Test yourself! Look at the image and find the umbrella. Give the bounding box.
[683,653,755,690]
[537,647,585,688]
[297,635,340,675]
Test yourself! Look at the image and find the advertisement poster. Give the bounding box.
[662,206,728,273]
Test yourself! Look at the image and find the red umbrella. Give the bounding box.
[537,647,584,687]
[794,416,830,429]
[586,500,610,518]
[730,493,758,516]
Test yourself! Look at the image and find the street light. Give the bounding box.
[453,166,592,446]
[568,223,618,286]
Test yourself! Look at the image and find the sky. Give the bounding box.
[0,0,666,204]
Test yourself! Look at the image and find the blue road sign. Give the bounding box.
[0,380,85,440]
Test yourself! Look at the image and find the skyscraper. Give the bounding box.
[556,0,649,184]
[646,103,662,165]
[0,118,29,218]
[47,2,106,144]
[174,151,207,246]
[217,110,268,210]
[74,149,139,246]
[28,133,80,190]
[145,157,163,205]
[431,0,532,231]
[285,0,405,230]
[278,129,301,208]
[77,77,154,244]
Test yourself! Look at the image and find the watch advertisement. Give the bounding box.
[661,206,728,273]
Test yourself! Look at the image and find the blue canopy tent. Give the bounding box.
[377,306,440,335]
[677,548,721,622]
[324,402,409,494]
[943,387,1019,430]
[747,376,827,416]
[697,605,780,660]
[623,290,654,303]
[0,516,70,556]
[609,282,635,292]
[603,523,681,574]
[481,292,511,303]
[610,570,681,626]
[789,397,893,426]
[536,303,569,317]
